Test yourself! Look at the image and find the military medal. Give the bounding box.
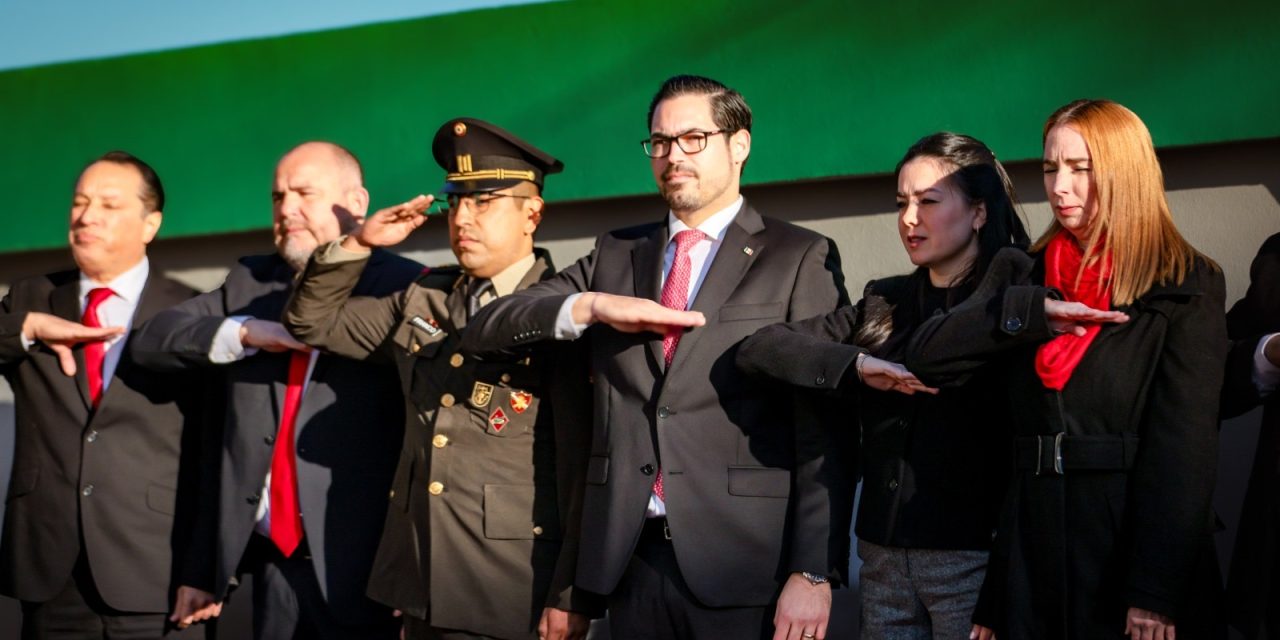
[489,407,508,432]
[471,381,494,408]
[509,390,533,414]
[409,315,442,336]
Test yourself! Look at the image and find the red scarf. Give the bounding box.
[1035,231,1112,390]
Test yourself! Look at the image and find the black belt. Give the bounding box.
[1015,433,1140,476]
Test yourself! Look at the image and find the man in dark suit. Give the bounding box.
[130,141,421,639]
[1222,231,1280,639]
[283,118,597,639]
[462,75,851,640]
[0,151,210,637]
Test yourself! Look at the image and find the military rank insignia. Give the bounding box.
[409,315,442,337]
[489,407,508,432]
[471,382,494,408]
[509,390,533,414]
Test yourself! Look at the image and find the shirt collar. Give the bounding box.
[666,195,744,243]
[482,252,537,298]
[79,256,150,304]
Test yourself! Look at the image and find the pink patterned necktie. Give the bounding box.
[653,228,705,501]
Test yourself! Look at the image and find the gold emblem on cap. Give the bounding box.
[453,122,467,136]
[456,154,473,173]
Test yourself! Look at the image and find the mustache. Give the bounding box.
[663,164,698,181]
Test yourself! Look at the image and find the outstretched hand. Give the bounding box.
[240,319,310,353]
[21,311,125,376]
[571,292,705,334]
[1044,298,1129,337]
[858,355,938,395]
[344,195,435,251]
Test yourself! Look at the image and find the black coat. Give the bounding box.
[0,268,211,613]
[906,248,1227,639]
[130,251,421,625]
[737,272,1010,551]
[1220,232,1280,639]
[462,202,854,606]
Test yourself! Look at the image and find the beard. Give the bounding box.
[279,235,318,272]
[659,164,730,214]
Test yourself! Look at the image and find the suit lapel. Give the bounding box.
[667,203,764,374]
[632,224,668,370]
[51,277,93,411]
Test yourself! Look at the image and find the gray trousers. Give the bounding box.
[857,540,988,640]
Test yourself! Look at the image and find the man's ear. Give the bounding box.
[525,197,544,233]
[730,129,751,167]
[349,186,370,220]
[141,210,163,244]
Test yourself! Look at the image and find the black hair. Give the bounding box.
[86,150,165,212]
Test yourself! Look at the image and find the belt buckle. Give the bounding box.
[663,519,672,540]
[1036,433,1065,476]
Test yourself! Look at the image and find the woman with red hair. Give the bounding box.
[907,100,1227,639]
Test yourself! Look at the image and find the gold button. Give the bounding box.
[440,393,455,407]
[432,434,449,448]
[532,525,544,536]
[410,343,421,353]
[388,489,395,498]
[450,353,464,368]
[428,482,444,495]
[500,373,511,383]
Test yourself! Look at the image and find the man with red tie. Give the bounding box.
[131,141,421,639]
[0,151,211,637]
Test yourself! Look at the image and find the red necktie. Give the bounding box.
[269,350,310,557]
[81,287,115,408]
[653,229,705,501]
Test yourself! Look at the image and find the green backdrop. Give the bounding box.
[2,0,1277,253]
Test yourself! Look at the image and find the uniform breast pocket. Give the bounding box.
[479,386,540,437]
[483,484,562,540]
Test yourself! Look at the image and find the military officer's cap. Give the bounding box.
[432,118,563,194]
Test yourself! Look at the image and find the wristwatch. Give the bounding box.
[800,571,829,586]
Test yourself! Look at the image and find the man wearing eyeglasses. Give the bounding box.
[460,76,852,640]
[282,119,598,640]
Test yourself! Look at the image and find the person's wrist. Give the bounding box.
[854,352,868,383]
[573,292,599,326]
[798,571,829,586]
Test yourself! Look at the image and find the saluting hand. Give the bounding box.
[858,354,938,395]
[240,319,310,353]
[571,292,706,334]
[21,311,125,376]
[344,194,435,251]
[1044,299,1130,337]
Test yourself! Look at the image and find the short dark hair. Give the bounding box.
[895,132,1029,286]
[647,75,752,135]
[86,150,166,212]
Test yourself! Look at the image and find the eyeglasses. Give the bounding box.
[444,192,527,216]
[641,130,727,158]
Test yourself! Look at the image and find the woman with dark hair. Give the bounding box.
[906,100,1227,639]
[737,132,1029,638]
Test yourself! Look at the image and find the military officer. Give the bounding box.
[282,119,597,640]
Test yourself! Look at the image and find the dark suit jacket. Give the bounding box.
[129,251,421,624]
[462,201,851,607]
[1221,232,1280,639]
[0,267,209,613]
[283,248,597,638]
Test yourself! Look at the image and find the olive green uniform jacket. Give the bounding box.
[283,246,595,639]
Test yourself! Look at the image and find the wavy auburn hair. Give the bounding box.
[1032,99,1211,305]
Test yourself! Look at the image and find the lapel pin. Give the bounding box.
[743,247,754,256]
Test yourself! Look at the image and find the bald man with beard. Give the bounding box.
[131,142,423,639]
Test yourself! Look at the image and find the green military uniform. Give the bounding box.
[282,119,596,639]
[285,247,592,639]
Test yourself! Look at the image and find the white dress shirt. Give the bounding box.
[553,196,745,517]
[1254,333,1280,398]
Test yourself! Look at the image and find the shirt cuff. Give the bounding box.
[211,316,258,363]
[1254,333,1280,397]
[315,237,372,264]
[554,293,589,340]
